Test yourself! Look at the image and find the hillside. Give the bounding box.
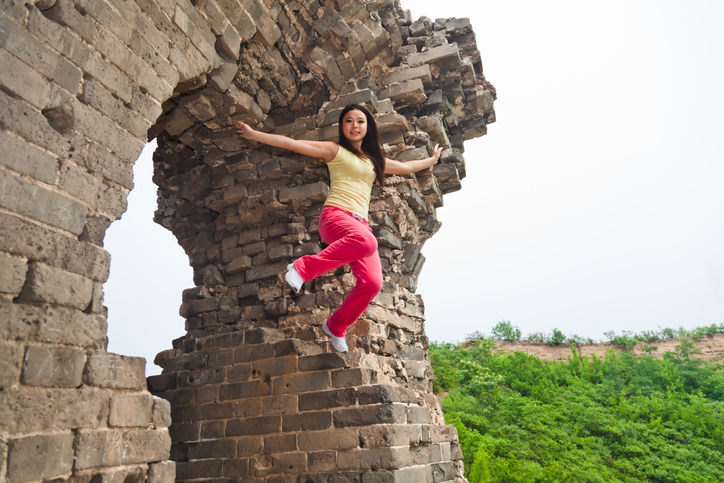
[481,333,724,362]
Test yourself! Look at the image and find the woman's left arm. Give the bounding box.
[384,144,443,175]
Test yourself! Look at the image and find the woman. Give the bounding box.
[236,104,442,352]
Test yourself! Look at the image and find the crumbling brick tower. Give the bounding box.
[0,1,495,482]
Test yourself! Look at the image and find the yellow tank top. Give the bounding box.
[324,146,376,217]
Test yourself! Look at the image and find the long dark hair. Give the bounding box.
[337,104,386,187]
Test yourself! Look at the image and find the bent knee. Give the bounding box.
[359,274,383,296]
[356,232,378,257]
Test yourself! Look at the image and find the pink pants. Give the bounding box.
[293,206,383,337]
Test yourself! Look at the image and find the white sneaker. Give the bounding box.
[285,263,303,292]
[322,322,348,353]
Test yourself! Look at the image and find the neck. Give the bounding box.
[351,140,363,151]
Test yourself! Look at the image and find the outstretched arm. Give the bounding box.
[384,144,443,175]
[236,121,338,162]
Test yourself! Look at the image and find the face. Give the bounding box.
[341,109,368,144]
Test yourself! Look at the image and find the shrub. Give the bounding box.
[491,321,521,341]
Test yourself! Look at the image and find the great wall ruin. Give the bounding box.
[0,0,495,482]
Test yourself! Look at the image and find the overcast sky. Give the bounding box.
[105,1,724,374]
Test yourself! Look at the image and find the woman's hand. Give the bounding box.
[432,143,443,162]
[236,121,256,140]
[384,144,444,175]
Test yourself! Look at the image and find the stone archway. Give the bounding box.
[0,1,495,482]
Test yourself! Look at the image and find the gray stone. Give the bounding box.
[381,64,433,90]
[241,0,281,46]
[74,429,123,470]
[217,25,242,61]
[0,301,107,349]
[109,393,154,427]
[378,78,427,108]
[84,353,146,390]
[0,171,87,235]
[147,461,176,483]
[0,387,109,434]
[152,396,172,428]
[0,253,28,295]
[308,46,345,92]
[0,13,82,94]
[21,345,86,388]
[407,42,462,70]
[7,432,74,483]
[0,342,23,388]
[415,115,450,147]
[0,130,59,184]
[121,429,171,464]
[0,212,110,282]
[279,182,329,203]
[17,262,93,310]
[0,48,51,109]
[45,0,95,44]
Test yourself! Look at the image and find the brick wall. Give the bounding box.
[0,0,495,482]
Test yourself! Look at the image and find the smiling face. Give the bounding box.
[341,109,368,146]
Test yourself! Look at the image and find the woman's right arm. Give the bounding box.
[236,121,338,162]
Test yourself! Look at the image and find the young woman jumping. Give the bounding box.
[236,104,442,352]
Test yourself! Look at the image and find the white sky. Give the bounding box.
[105,0,724,374]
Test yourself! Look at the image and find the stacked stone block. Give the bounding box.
[149,327,463,482]
[1,0,495,481]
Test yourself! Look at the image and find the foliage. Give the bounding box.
[430,337,724,483]
[491,321,522,341]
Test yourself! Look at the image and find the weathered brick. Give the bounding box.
[188,439,237,459]
[298,388,357,411]
[21,345,85,388]
[333,404,406,428]
[168,422,200,443]
[0,49,51,109]
[359,424,421,449]
[176,458,223,480]
[0,253,27,296]
[0,13,82,94]
[0,302,106,348]
[298,428,359,452]
[264,433,297,453]
[237,435,263,456]
[241,0,281,46]
[147,461,176,483]
[0,131,58,184]
[195,401,236,420]
[17,263,92,311]
[121,428,171,464]
[74,429,123,469]
[282,411,333,432]
[220,380,271,400]
[337,447,412,472]
[0,387,109,434]
[84,353,146,390]
[378,78,427,108]
[7,432,74,482]
[273,371,330,395]
[331,368,373,388]
[152,396,173,428]
[226,415,280,437]
[57,161,128,218]
[0,342,23,388]
[0,171,87,235]
[109,393,154,427]
[261,394,298,415]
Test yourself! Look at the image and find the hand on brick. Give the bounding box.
[236,121,255,140]
[432,143,443,163]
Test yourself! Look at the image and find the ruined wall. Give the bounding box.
[0,0,495,482]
